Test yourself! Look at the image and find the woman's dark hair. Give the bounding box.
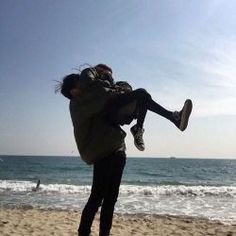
[95,64,112,74]
[61,74,80,99]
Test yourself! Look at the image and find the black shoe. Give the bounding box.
[173,99,193,131]
[99,230,110,236]
[130,124,145,151]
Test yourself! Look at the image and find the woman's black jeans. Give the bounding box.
[105,88,174,128]
[78,151,126,236]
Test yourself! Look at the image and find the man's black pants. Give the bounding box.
[78,151,126,236]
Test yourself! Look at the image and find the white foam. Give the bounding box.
[1,180,236,223]
[117,185,236,223]
[1,180,236,197]
[119,185,236,198]
[0,180,91,193]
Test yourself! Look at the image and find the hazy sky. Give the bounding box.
[0,0,235,158]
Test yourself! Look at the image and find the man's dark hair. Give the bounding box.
[61,74,80,99]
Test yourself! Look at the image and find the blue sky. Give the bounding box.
[0,0,235,158]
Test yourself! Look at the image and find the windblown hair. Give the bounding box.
[55,63,112,99]
[57,74,80,99]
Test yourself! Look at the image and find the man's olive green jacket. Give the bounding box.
[70,68,126,165]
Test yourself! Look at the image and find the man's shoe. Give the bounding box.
[130,124,145,151]
[99,230,110,236]
[173,99,193,131]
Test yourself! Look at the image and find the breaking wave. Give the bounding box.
[1,180,236,198]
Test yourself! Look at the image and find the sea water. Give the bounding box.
[0,156,236,223]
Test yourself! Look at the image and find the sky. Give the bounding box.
[0,0,236,158]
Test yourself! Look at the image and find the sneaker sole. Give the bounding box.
[134,143,145,151]
[179,99,193,131]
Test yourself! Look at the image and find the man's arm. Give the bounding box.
[79,68,113,91]
[114,81,133,93]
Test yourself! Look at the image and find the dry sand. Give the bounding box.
[0,208,236,236]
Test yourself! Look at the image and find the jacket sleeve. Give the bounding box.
[79,68,112,91]
[115,81,133,93]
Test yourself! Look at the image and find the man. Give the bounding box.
[60,72,127,236]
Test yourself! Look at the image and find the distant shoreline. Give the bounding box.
[0,155,236,160]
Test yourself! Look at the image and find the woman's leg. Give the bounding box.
[131,92,192,150]
[104,89,173,151]
[107,89,174,127]
[105,89,192,151]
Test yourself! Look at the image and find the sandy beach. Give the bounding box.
[0,208,235,236]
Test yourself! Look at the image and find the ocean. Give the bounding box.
[0,156,236,223]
